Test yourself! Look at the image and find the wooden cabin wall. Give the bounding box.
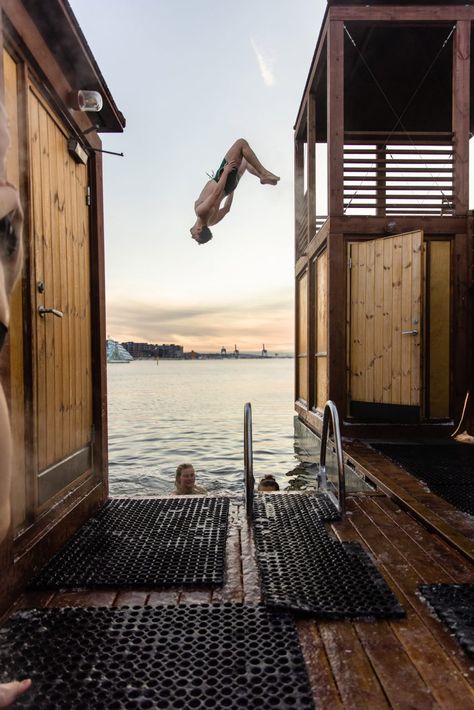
[28,84,93,509]
[0,0,116,614]
[294,5,473,439]
[426,240,451,419]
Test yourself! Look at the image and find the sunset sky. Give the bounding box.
[68,0,327,352]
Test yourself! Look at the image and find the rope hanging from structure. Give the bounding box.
[343,24,455,213]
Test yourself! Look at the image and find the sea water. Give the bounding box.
[107,357,316,496]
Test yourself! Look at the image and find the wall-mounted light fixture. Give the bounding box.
[67,138,88,165]
[68,90,103,112]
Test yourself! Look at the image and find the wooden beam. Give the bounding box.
[307,93,316,241]
[330,6,474,22]
[327,21,344,217]
[307,259,315,410]
[294,139,305,263]
[452,231,471,425]
[452,21,470,216]
[294,22,328,136]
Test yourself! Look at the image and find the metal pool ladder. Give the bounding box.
[320,400,346,516]
[244,402,255,519]
[244,400,345,519]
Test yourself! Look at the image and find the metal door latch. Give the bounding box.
[38,306,64,318]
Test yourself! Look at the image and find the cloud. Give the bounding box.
[106,291,293,352]
[250,38,275,87]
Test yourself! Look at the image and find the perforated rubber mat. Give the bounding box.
[0,604,314,709]
[372,443,474,516]
[419,584,474,659]
[30,497,229,589]
[253,494,405,618]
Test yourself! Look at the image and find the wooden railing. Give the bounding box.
[343,131,454,216]
[294,131,452,262]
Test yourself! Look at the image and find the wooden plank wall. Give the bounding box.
[28,86,92,485]
[297,271,308,403]
[315,250,328,408]
[428,241,450,418]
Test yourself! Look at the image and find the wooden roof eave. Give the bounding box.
[329,4,474,22]
[18,0,125,134]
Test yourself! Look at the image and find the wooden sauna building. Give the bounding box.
[294,0,474,439]
[0,0,124,614]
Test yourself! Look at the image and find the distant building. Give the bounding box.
[121,342,183,359]
[107,340,133,363]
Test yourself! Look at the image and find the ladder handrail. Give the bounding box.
[320,400,346,516]
[244,402,255,518]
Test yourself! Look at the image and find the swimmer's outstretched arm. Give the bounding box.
[195,160,238,221]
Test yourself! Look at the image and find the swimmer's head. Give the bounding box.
[175,463,196,491]
[190,224,213,245]
[257,475,280,492]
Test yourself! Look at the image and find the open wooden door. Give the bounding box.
[28,84,93,510]
[348,230,423,422]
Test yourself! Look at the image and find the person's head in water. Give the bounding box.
[190,223,213,245]
[175,463,196,493]
[257,475,280,493]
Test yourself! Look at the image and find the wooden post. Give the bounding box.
[452,21,470,215]
[327,234,346,417]
[375,143,387,217]
[88,149,109,497]
[307,92,316,240]
[294,137,305,261]
[327,20,344,217]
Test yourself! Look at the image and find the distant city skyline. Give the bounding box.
[108,335,292,356]
[68,0,327,351]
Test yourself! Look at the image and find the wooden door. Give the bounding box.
[28,84,93,508]
[348,230,423,422]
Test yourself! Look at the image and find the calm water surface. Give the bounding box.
[107,358,313,496]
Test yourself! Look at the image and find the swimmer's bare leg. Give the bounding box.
[0,679,32,707]
[225,139,279,185]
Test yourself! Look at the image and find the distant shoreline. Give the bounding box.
[114,354,294,361]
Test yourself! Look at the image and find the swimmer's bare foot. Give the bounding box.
[260,172,280,185]
[0,679,32,707]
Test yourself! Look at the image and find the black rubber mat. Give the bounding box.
[253,494,405,618]
[0,604,314,709]
[372,443,474,516]
[30,497,229,589]
[419,584,474,659]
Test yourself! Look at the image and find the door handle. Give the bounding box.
[401,329,418,336]
[38,306,64,318]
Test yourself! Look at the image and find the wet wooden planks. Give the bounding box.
[6,503,258,616]
[344,439,474,554]
[317,496,474,708]
[5,497,474,708]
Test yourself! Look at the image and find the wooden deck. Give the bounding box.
[6,494,474,709]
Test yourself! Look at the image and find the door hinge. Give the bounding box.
[86,186,91,206]
[347,257,352,269]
